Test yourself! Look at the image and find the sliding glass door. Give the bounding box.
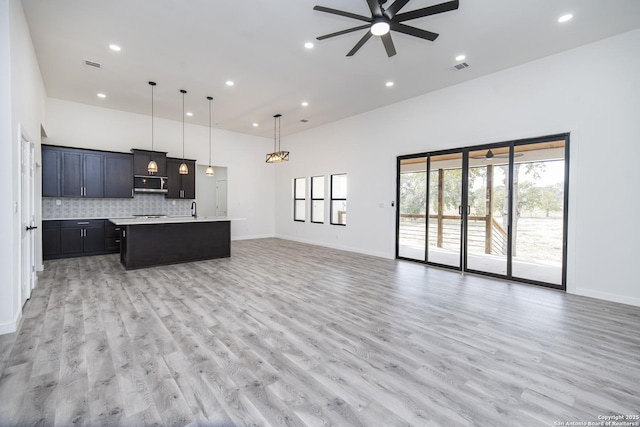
[465,147,510,276]
[510,140,567,285]
[396,134,569,289]
[427,152,463,269]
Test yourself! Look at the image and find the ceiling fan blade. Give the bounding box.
[313,5,371,23]
[384,0,411,18]
[366,0,383,17]
[317,25,370,40]
[347,31,373,56]
[391,23,439,41]
[381,33,397,57]
[395,0,459,22]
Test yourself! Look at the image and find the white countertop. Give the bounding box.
[109,216,238,226]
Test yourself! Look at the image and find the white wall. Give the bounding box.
[274,29,640,307]
[0,0,47,334]
[44,98,275,240]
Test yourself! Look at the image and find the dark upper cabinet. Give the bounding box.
[42,145,133,199]
[166,158,196,199]
[59,148,104,198]
[42,146,61,197]
[104,153,133,198]
[132,149,167,177]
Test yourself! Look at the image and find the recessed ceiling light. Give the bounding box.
[109,44,121,51]
[186,112,193,117]
[455,54,466,61]
[97,93,106,98]
[385,81,394,87]
[226,80,235,86]
[558,13,573,23]
[252,123,259,127]
[301,101,309,107]
[304,42,314,49]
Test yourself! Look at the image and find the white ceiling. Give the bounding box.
[20,0,640,138]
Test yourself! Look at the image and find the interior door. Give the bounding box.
[21,136,36,306]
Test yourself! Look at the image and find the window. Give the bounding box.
[311,176,325,223]
[293,177,306,221]
[330,174,347,225]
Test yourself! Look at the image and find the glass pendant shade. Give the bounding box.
[147,159,158,174]
[179,161,189,175]
[205,165,214,176]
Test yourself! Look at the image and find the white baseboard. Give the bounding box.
[0,310,22,336]
[570,288,640,307]
[277,235,393,260]
[231,234,275,241]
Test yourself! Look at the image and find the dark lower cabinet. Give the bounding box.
[43,219,118,260]
[105,222,121,252]
[42,221,61,259]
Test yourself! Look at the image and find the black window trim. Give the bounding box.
[293,177,306,222]
[330,173,347,226]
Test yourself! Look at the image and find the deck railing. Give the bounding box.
[399,214,508,255]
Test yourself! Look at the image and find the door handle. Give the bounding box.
[25,225,38,231]
[467,205,471,215]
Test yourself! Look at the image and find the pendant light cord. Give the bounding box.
[208,97,212,165]
[151,85,154,150]
[181,90,186,159]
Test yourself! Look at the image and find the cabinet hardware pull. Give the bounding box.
[115,239,120,243]
[77,222,90,225]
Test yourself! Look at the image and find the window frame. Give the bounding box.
[330,173,347,226]
[311,175,325,224]
[293,177,306,222]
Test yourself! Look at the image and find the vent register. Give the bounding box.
[84,59,101,69]
[452,62,469,71]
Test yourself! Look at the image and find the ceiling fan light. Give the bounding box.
[371,19,390,36]
[179,162,189,175]
[205,165,215,176]
[147,160,158,175]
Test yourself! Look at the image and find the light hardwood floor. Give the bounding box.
[0,238,638,426]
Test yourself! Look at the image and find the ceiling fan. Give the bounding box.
[470,149,524,160]
[313,0,459,57]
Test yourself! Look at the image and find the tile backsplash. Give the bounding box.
[43,194,192,219]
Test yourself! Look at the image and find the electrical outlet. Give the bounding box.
[55,199,62,206]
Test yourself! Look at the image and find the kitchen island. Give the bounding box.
[109,216,232,270]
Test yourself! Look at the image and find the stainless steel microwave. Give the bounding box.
[133,175,168,193]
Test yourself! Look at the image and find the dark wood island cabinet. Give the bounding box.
[111,217,231,269]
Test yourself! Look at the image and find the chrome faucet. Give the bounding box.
[190,201,197,218]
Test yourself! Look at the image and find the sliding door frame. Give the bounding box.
[396,133,570,291]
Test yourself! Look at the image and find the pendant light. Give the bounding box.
[147,81,158,175]
[205,96,214,177]
[179,89,189,175]
[265,114,289,163]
